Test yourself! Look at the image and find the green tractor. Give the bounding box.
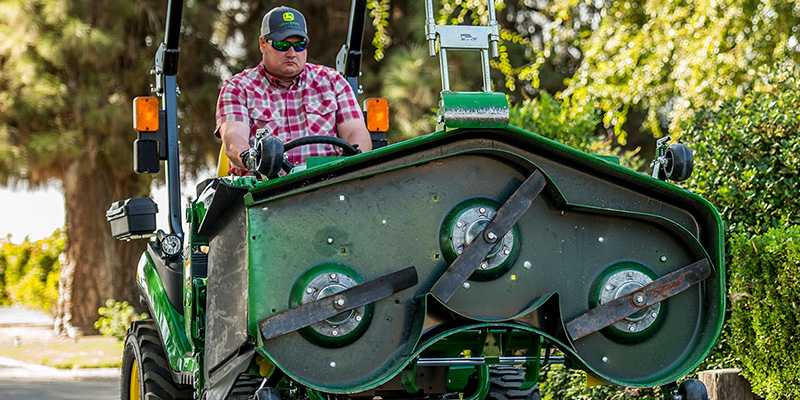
[108,1,723,399]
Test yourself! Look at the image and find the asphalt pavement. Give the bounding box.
[0,377,119,400]
[0,306,121,400]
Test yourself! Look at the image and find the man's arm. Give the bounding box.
[216,79,252,170]
[338,118,372,152]
[333,73,372,152]
[220,121,251,169]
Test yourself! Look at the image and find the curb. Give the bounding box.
[0,322,52,329]
[0,356,119,380]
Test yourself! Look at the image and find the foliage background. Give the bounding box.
[0,230,64,312]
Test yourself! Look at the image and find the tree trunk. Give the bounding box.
[697,369,759,400]
[54,155,150,335]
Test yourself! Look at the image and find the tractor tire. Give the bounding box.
[487,365,541,400]
[121,320,193,400]
[664,143,694,181]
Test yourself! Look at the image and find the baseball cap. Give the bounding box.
[261,6,308,41]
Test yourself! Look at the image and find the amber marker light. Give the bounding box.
[365,97,390,133]
[133,96,160,132]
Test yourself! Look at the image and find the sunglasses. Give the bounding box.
[269,39,308,52]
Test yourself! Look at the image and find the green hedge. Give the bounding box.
[509,92,644,171]
[684,63,800,236]
[728,226,800,399]
[0,230,64,312]
[682,62,800,394]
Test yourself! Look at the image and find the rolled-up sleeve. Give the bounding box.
[215,80,249,132]
[333,75,364,125]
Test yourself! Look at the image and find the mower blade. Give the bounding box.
[259,266,418,341]
[431,170,547,303]
[566,258,712,341]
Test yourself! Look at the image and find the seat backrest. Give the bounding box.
[217,145,230,177]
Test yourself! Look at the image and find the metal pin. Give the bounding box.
[634,294,645,305]
[327,238,334,244]
[560,210,565,216]
[602,356,608,363]
[598,237,605,243]
[456,221,464,228]
[355,315,362,322]
[479,207,486,214]
[510,274,518,281]
[382,219,387,224]
[336,298,345,306]
[629,324,636,332]
[605,284,614,291]
[487,231,497,241]
[651,312,658,318]
[480,262,489,269]
[330,361,337,368]
[523,261,532,269]
[503,248,511,255]
[660,255,668,262]
[463,282,471,289]
[331,330,339,336]
[305,287,314,294]
[338,195,345,201]
[329,273,337,280]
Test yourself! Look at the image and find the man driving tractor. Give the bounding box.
[215,6,372,176]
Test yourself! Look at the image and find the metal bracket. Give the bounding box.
[650,135,672,179]
[431,170,547,302]
[565,259,712,341]
[424,0,500,93]
[260,266,418,341]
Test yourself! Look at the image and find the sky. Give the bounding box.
[0,186,64,242]
[0,182,191,244]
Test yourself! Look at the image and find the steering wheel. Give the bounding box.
[280,135,361,173]
[254,135,361,178]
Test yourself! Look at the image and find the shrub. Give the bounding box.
[682,62,800,373]
[727,226,800,399]
[684,62,800,236]
[94,299,147,341]
[510,92,644,171]
[539,364,659,400]
[0,230,64,312]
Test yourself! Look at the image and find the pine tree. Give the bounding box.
[0,0,222,333]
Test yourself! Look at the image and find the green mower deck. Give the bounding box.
[159,126,725,398]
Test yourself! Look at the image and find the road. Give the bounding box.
[0,377,119,400]
[0,306,121,399]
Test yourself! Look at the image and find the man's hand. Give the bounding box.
[338,118,372,152]
[220,120,252,169]
[239,148,258,171]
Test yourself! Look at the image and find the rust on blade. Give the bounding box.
[566,259,712,341]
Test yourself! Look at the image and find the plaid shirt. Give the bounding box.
[215,63,363,175]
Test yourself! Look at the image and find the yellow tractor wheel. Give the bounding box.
[121,320,192,400]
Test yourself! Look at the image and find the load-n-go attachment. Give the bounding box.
[425,0,511,131]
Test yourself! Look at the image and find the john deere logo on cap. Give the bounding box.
[282,12,295,22]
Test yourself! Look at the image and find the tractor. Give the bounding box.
[107,1,722,399]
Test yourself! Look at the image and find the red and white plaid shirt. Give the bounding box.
[215,63,363,175]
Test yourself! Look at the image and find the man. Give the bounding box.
[215,6,371,175]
